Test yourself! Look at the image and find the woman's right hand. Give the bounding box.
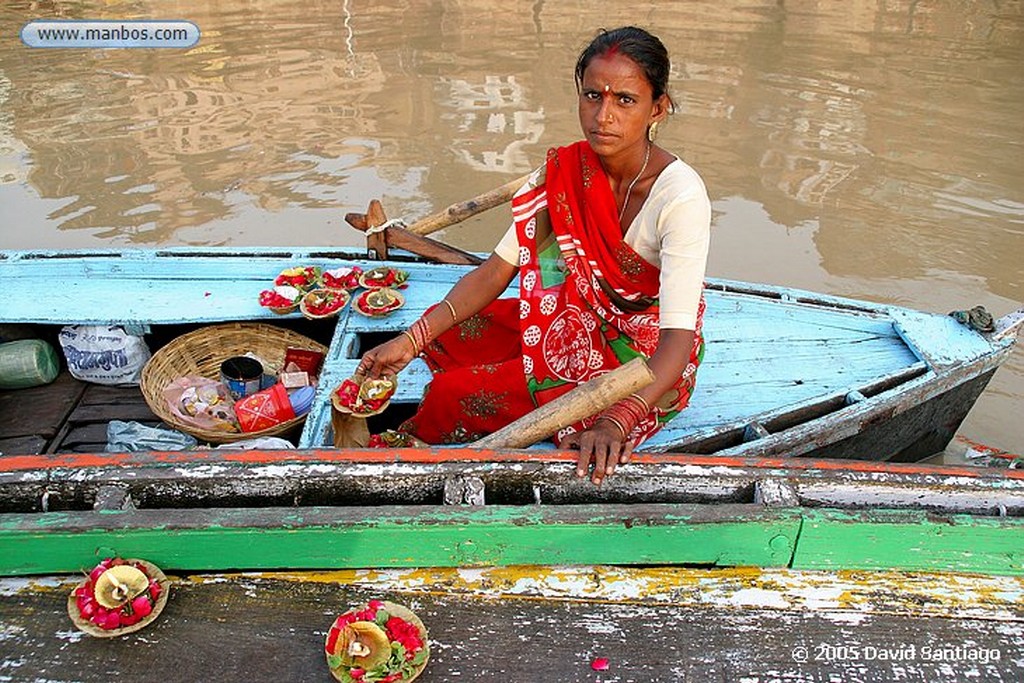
[357,335,417,379]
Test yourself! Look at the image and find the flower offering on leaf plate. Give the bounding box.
[322,266,364,292]
[367,429,427,448]
[358,267,409,290]
[67,557,170,638]
[353,288,405,317]
[274,266,321,291]
[332,375,397,417]
[259,286,302,314]
[300,288,350,319]
[325,600,429,683]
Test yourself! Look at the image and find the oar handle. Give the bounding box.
[405,173,531,236]
[470,357,656,450]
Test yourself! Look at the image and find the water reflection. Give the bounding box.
[0,0,1020,450]
[445,75,545,174]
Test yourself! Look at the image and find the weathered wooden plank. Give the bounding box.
[2,448,1022,513]
[793,509,1024,575]
[261,565,1024,622]
[0,504,801,574]
[992,304,1024,341]
[69,400,157,423]
[890,307,999,369]
[2,501,1023,576]
[2,567,1021,682]
[0,435,47,456]
[711,352,1008,460]
[57,423,117,451]
[0,371,85,440]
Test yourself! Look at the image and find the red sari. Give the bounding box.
[399,141,704,446]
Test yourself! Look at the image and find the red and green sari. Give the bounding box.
[400,141,704,446]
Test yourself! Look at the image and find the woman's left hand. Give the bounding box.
[560,420,636,486]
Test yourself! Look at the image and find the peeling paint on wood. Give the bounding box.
[1,566,1021,682]
[793,509,1024,575]
[0,503,1021,576]
[1,449,1021,513]
[0,504,802,575]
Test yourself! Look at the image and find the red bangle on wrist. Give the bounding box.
[408,315,432,354]
[597,394,651,438]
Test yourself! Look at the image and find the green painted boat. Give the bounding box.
[1,450,1022,681]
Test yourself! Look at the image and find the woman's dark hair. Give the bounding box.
[574,26,675,111]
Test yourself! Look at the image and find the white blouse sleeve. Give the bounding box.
[653,168,710,330]
[493,221,520,265]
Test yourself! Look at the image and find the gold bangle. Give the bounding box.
[442,298,458,323]
[629,393,651,413]
[401,330,420,354]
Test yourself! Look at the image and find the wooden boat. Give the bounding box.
[1,244,1021,461]
[2,238,1022,679]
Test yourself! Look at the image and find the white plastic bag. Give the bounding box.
[59,325,151,385]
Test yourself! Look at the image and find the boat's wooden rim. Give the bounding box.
[1,503,1021,576]
[2,447,1021,480]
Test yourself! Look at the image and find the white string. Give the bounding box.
[365,218,407,236]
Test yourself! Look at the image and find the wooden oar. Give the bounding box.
[405,173,530,236]
[470,357,655,450]
[345,200,484,265]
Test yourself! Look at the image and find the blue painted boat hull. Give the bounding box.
[0,247,1019,461]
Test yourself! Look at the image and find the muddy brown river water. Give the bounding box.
[1,0,1021,455]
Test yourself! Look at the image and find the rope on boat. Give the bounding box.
[948,305,996,333]
[365,218,407,236]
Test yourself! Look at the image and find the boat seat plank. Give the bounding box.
[0,435,47,456]
[1,253,476,325]
[0,372,85,442]
[890,308,998,368]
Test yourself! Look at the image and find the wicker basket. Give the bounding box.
[140,323,327,444]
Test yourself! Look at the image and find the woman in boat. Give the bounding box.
[358,26,710,484]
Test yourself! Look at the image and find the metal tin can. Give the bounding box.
[220,356,263,400]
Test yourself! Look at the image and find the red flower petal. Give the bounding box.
[591,657,610,671]
[131,595,153,618]
[325,625,341,654]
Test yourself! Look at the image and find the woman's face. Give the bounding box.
[578,52,667,159]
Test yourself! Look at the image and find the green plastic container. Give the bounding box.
[0,339,60,390]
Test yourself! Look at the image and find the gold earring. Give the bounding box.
[647,121,659,142]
